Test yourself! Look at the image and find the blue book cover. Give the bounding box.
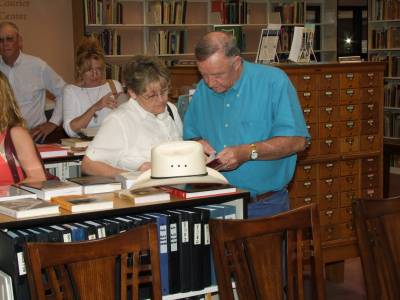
[144,213,170,296]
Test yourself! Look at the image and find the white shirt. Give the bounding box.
[86,98,183,171]
[63,80,123,137]
[0,52,65,129]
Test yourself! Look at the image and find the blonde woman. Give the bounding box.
[0,72,46,184]
[63,36,123,137]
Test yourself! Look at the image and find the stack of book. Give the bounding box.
[51,195,113,213]
[36,144,69,159]
[118,187,170,204]
[0,198,60,219]
[0,185,36,201]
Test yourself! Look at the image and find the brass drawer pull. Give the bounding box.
[367,135,375,142]
[325,194,333,200]
[346,73,354,79]
[367,103,374,110]
[303,181,312,188]
[325,210,334,217]
[327,227,334,233]
[325,91,333,96]
[346,89,354,96]
[304,197,312,204]
[303,108,311,114]
[368,174,375,180]
[325,178,333,185]
[346,105,354,112]
[346,137,354,145]
[367,88,374,94]
[325,107,333,114]
[325,163,334,168]
[325,139,333,147]
[303,75,311,80]
[324,74,333,79]
[346,121,355,128]
[367,72,375,78]
[367,158,375,162]
[367,119,374,126]
[303,92,311,97]
[325,123,333,130]
[303,165,312,171]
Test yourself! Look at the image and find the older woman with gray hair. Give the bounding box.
[81,55,182,176]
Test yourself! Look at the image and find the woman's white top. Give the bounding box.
[63,80,123,137]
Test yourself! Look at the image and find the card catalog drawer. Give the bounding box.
[319,177,340,194]
[302,106,317,123]
[319,122,340,138]
[293,74,318,91]
[340,175,359,191]
[319,105,340,122]
[340,72,360,89]
[295,163,317,180]
[360,87,379,102]
[292,195,316,208]
[320,208,340,225]
[292,179,317,197]
[361,172,379,189]
[339,136,360,153]
[339,120,360,137]
[298,91,318,107]
[320,138,339,155]
[361,102,379,119]
[361,156,379,173]
[360,134,380,151]
[340,88,360,104]
[319,161,340,178]
[340,190,360,207]
[340,104,360,120]
[318,192,339,210]
[340,159,360,176]
[319,90,340,106]
[361,119,379,134]
[360,71,381,87]
[320,73,340,90]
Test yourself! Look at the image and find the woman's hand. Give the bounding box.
[93,92,118,111]
[138,162,151,172]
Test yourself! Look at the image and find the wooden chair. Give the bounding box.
[353,196,400,300]
[209,204,325,300]
[24,223,162,300]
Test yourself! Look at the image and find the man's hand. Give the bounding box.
[30,122,58,143]
[197,139,216,156]
[216,144,249,171]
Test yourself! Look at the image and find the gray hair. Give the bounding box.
[194,31,240,61]
[0,21,19,34]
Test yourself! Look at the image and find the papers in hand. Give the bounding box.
[206,153,224,170]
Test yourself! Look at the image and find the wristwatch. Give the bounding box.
[249,143,258,160]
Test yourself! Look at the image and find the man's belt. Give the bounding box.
[250,190,278,203]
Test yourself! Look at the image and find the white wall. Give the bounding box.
[0,0,75,82]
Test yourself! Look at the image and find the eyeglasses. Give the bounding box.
[140,87,169,101]
[0,35,17,43]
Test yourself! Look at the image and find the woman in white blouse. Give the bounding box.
[81,55,182,176]
[63,37,123,137]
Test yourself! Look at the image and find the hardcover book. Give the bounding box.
[36,143,69,159]
[0,185,37,201]
[18,180,82,200]
[61,138,91,148]
[0,198,59,219]
[115,171,142,189]
[162,183,236,199]
[118,187,170,204]
[68,176,122,194]
[51,195,113,213]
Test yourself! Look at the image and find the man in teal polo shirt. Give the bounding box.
[183,31,310,218]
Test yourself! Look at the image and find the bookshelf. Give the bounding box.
[368,0,400,174]
[0,191,249,299]
[82,0,337,75]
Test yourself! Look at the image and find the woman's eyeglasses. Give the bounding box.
[140,87,169,101]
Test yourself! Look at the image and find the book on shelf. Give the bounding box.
[18,180,83,201]
[36,144,68,159]
[338,56,362,63]
[117,187,170,204]
[51,195,113,213]
[61,138,91,148]
[0,185,36,201]
[67,176,122,194]
[161,183,237,199]
[0,198,60,219]
[213,25,243,50]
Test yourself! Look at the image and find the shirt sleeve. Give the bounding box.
[42,63,66,126]
[62,85,80,137]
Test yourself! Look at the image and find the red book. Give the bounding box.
[161,183,236,199]
[36,144,69,158]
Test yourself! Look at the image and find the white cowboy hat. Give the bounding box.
[130,141,228,190]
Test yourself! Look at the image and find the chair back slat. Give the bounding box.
[353,196,400,300]
[25,223,162,300]
[209,204,325,300]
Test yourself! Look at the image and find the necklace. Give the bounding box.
[83,86,102,123]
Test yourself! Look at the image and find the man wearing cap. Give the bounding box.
[183,31,309,218]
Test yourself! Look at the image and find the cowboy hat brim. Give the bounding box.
[129,167,228,191]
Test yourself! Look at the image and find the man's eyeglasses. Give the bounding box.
[140,87,169,101]
[0,35,17,43]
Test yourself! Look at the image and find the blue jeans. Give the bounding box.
[247,188,290,219]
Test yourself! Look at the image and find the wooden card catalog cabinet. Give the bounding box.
[281,62,384,263]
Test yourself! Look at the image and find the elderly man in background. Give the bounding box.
[0,21,65,143]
